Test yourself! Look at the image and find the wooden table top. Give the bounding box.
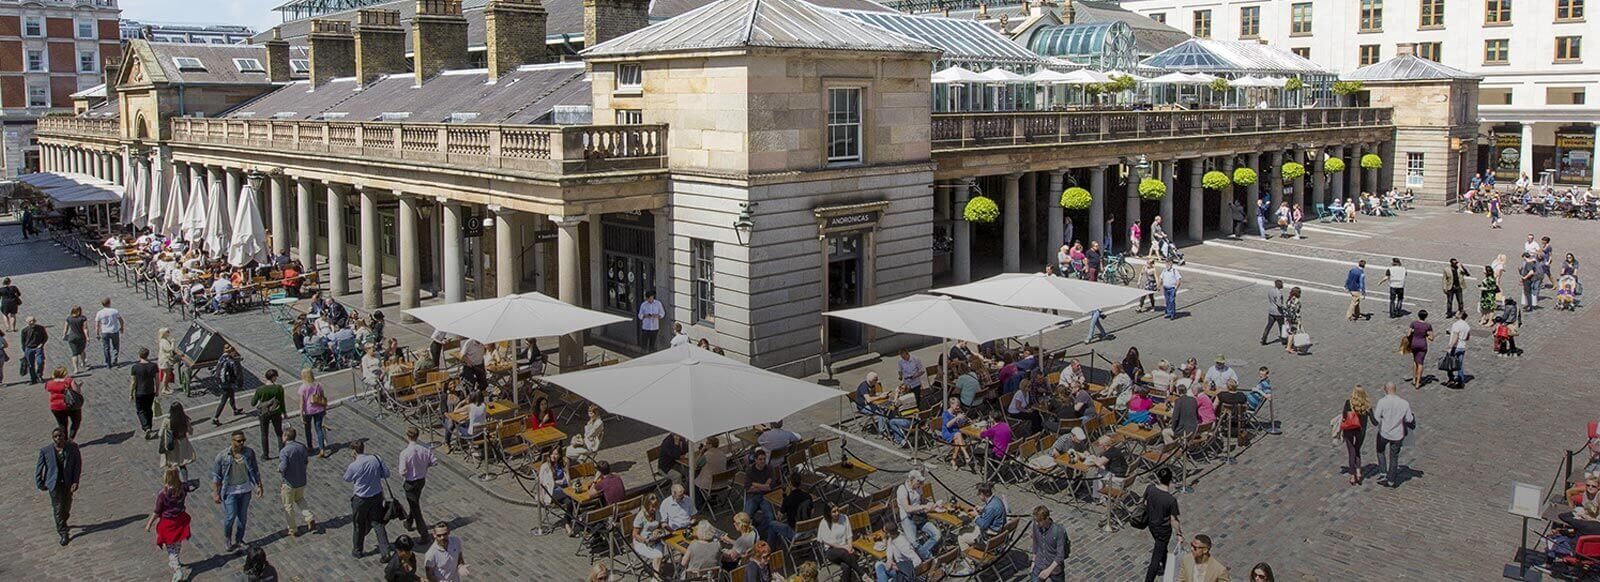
[523,426,567,448]
[446,400,515,423]
[1052,452,1094,473]
[852,532,887,561]
[817,459,878,482]
[1116,424,1162,443]
[563,481,601,506]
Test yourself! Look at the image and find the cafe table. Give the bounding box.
[851,530,888,561]
[926,501,973,530]
[1115,424,1162,448]
[817,457,879,497]
[523,426,567,451]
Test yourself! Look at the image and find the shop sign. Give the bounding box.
[533,229,558,244]
[1554,132,1595,184]
[824,211,879,230]
[463,211,483,238]
[1493,132,1521,180]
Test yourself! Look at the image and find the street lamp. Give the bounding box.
[733,202,755,245]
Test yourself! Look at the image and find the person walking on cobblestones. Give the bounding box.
[298,368,329,457]
[0,329,9,385]
[1161,260,1182,320]
[1030,505,1068,582]
[20,316,47,384]
[424,521,467,581]
[94,297,124,368]
[1344,260,1367,321]
[398,427,436,538]
[144,467,191,582]
[1442,259,1472,319]
[63,306,87,376]
[1372,383,1415,488]
[45,366,83,439]
[1178,534,1230,582]
[278,427,315,538]
[1445,312,1471,388]
[344,439,394,561]
[211,344,246,426]
[252,369,286,459]
[1339,386,1372,486]
[158,402,196,486]
[1143,467,1182,582]
[211,430,263,552]
[386,535,422,582]
[1379,259,1407,318]
[36,427,81,546]
[0,277,20,332]
[1261,280,1285,345]
[130,348,159,439]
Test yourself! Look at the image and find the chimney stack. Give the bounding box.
[308,19,355,88]
[1061,0,1075,24]
[485,0,548,82]
[1396,42,1415,57]
[263,27,292,83]
[412,0,469,86]
[584,0,649,48]
[101,56,120,102]
[355,9,407,85]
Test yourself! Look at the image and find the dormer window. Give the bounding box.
[173,57,206,72]
[290,59,310,74]
[617,63,642,91]
[233,58,264,73]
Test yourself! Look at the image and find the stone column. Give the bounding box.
[397,194,421,320]
[1519,123,1536,181]
[1347,144,1362,198]
[225,169,242,218]
[359,186,381,309]
[268,175,288,254]
[1268,151,1284,210]
[95,152,106,180]
[1379,140,1397,192]
[1088,166,1106,248]
[111,153,123,184]
[1188,159,1204,241]
[1160,160,1176,233]
[295,178,316,269]
[1310,148,1326,208]
[952,180,971,284]
[1593,125,1600,190]
[553,215,585,370]
[1046,170,1065,265]
[325,182,349,297]
[1331,146,1345,201]
[1125,165,1140,250]
[1364,142,1380,194]
[1246,152,1262,212]
[1021,172,1036,259]
[440,199,465,303]
[1002,173,1021,272]
[493,206,520,297]
[1219,156,1234,233]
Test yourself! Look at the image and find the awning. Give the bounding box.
[15,172,124,208]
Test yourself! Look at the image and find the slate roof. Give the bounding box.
[225,62,591,124]
[1343,54,1482,82]
[132,40,310,86]
[582,0,937,58]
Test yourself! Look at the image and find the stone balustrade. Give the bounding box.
[168,117,668,176]
[932,107,1394,151]
[35,115,120,141]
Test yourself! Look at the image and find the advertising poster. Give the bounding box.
[1554,132,1594,185]
[1493,132,1521,180]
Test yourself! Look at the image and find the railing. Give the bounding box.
[168,117,669,176]
[35,115,120,140]
[932,107,1393,151]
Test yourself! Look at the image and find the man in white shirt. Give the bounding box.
[1446,311,1471,388]
[895,471,940,559]
[1160,260,1182,319]
[658,483,696,530]
[93,297,124,368]
[1371,383,1415,488]
[637,291,665,352]
[1378,258,1407,318]
[873,520,922,582]
[208,277,234,314]
[1202,356,1237,391]
[423,521,467,581]
[669,322,690,348]
[459,339,486,392]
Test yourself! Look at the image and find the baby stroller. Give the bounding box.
[1155,239,1185,265]
[1557,275,1579,311]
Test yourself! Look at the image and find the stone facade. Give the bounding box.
[485,0,548,80]
[412,0,470,85]
[583,0,649,49]
[1367,79,1481,202]
[354,9,407,85]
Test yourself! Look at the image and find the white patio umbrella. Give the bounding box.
[203,178,231,256]
[541,344,844,506]
[1258,76,1288,88]
[1230,75,1270,87]
[826,294,1065,403]
[1146,72,1206,85]
[931,66,988,83]
[1057,69,1113,85]
[936,272,1151,314]
[228,182,269,267]
[1106,70,1148,82]
[1025,69,1076,83]
[161,171,185,239]
[1188,72,1222,83]
[146,164,165,236]
[978,67,1029,83]
[403,291,629,405]
[181,173,208,242]
[124,165,145,228]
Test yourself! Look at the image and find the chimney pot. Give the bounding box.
[1396,42,1415,57]
[101,56,121,102]
[263,26,292,83]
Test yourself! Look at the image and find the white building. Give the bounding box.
[1118,0,1598,189]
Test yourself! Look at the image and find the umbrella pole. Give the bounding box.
[941,338,950,405]
[513,339,520,406]
[689,441,698,511]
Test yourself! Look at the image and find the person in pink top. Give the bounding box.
[1129,222,1143,258]
[297,368,329,458]
[1194,383,1217,427]
[977,411,1012,460]
[1125,387,1154,425]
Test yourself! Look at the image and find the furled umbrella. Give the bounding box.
[228,181,269,267]
[124,164,145,227]
[145,162,165,236]
[203,177,231,256]
[181,172,208,242]
[161,169,185,239]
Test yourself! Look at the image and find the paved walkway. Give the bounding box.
[0,205,1591,580]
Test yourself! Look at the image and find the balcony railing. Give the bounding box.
[932,108,1393,151]
[36,115,120,141]
[169,118,668,176]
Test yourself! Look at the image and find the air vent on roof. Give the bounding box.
[173,57,206,72]
[379,112,411,122]
[233,58,265,73]
[270,112,298,119]
[317,112,348,121]
[448,112,479,123]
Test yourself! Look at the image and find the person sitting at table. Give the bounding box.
[1179,357,1203,385]
[567,405,605,462]
[978,411,1013,462]
[895,470,941,559]
[1149,360,1177,392]
[757,420,801,459]
[1058,381,1095,427]
[631,493,668,574]
[691,436,729,499]
[958,481,1007,552]
[873,520,922,582]
[723,512,758,570]
[589,460,626,507]
[1087,435,1129,503]
[1107,363,1134,402]
[1057,359,1087,392]
[445,391,488,455]
[228,267,246,289]
[940,397,972,469]
[814,503,856,581]
[311,295,350,329]
[321,324,356,354]
[360,344,384,397]
[682,520,724,575]
[1125,387,1154,425]
[537,447,574,532]
[659,433,688,484]
[1194,383,1217,428]
[1203,355,1239,391]
[746,541,779,582]
[1170,385,1200,438]
[528,396,558,431]
[1122,347,1146,382]
[997,355,1027,396]
[1006,377,1043,436]
[659,483,697,531]
[949,339,978,363]
[1051,427,1090,458]
[743,450,778,522]
[207,274,235,313]
[950,361,981,408]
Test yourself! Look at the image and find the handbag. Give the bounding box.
[309,384,328,408]
[1398,332,1413,354]
[1339,410,1362,431]
[1507,323,1520,337]
[1128,508,1149,530]
[1438,352,1461,372]
[257,395,283,418]
[62,382,84,411]
[1292,332,1311,349]
[381,479,407,523]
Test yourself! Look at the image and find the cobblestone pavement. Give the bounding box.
[0,205,1592,580]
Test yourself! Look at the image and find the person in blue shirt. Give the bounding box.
[211,430,263,552]
[344,440,393,560]
[958,482,1007,551]
[1345,260,1368,321]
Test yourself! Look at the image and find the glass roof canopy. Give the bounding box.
[836,9,1044,70]
[1027,22,1137,72]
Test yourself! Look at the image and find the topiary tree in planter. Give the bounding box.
[1280,162,1306,181]
[1232,167,1258,187]
[1361,154,1383,169]
[964,195,1000,223]
[1323,157,1346,173]
[1202,170,1232,190]
[1060,187,1092,210]
[1137,178,1166,200]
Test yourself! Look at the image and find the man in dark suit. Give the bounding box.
[35,427,82,546]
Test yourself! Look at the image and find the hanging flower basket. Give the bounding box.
[1361,154,1383,169]
[1323,157,1346,173]
[1060,187,1092,210]
[1280,162,1306,180]
[1202,170,1232,190]
[1284,77,1304,91]
[1138,178,1166,201]
[964,195,1000,223]
[1231,167,1257,187]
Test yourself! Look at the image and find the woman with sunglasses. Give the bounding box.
[1249,563,1276,581]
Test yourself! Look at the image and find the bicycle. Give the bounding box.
[1101,253,1135,286]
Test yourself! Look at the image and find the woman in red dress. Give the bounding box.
[144,468,191,581]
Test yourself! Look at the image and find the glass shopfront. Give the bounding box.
[601,211,657,347]
[826,233,865,354]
